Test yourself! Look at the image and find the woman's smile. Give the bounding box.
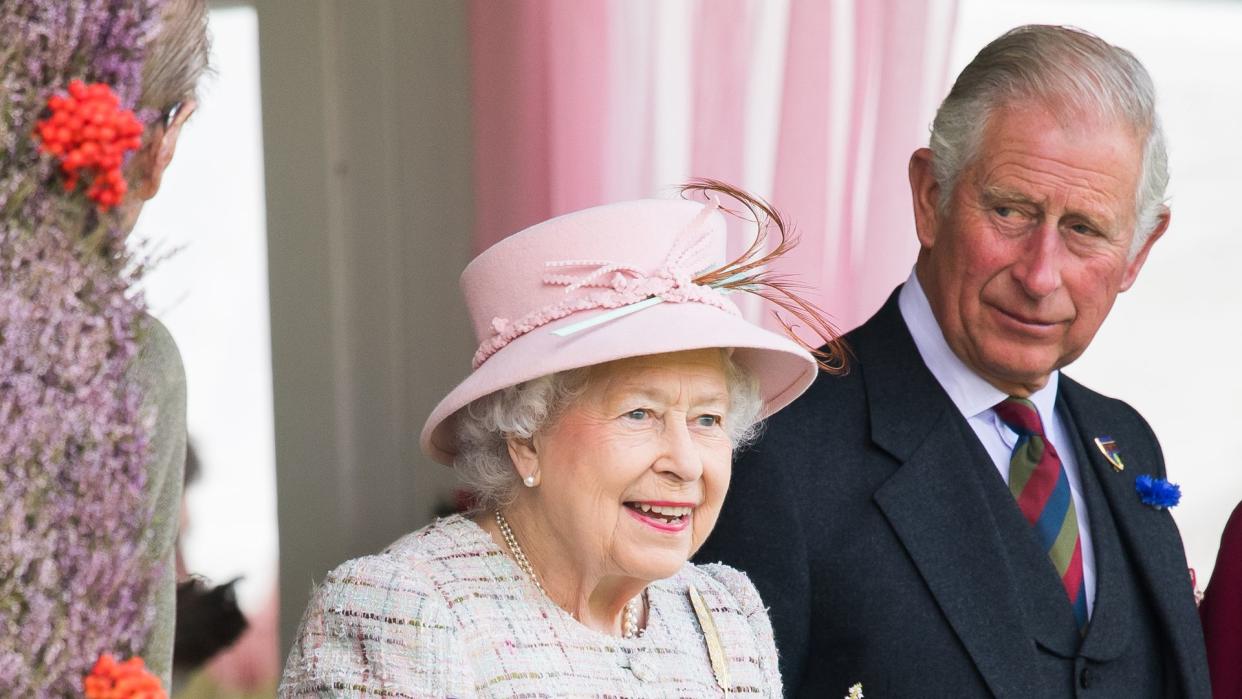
[623,500,695,532]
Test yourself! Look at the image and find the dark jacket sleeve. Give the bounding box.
[695,438,811,692]
[1201,501,1242,698]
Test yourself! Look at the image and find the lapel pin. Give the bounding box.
[688,584,731,691]
[1094,436,1125,471]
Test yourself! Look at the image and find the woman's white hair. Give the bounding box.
[453,349,764,514]
[929,24,1167,256]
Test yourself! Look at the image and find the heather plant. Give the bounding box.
[0,1,170,694]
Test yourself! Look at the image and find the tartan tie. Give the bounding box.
[993,397,1088,630]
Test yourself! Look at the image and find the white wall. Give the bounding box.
[254,0,476,652]
[131,5,276,615]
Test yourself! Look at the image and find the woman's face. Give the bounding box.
[519,349,736,583]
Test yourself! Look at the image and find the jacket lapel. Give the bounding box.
[1058,377,1209,695]
[858,292,1046,697]
[970,426,1083,660]
[1057,401,1134,662]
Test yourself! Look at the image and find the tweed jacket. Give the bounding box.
[280,515,782,697]
[695,288,1211,698]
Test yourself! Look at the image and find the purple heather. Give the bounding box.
[1,0,168,695]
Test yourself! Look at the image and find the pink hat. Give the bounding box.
[420,196,822,465]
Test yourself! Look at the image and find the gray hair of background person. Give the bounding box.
[454,349,764,514]
[141,0,212,113]
[928,24,1167,254]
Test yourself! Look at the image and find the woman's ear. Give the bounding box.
[135,100,197,201]
[505,435,540,487]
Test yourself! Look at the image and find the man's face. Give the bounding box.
[910,105,1167,396]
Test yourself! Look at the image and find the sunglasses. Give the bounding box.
[160,100,188,130]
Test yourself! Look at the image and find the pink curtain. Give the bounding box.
[469,0,612,253]
[771,0,959,335]
[469,0,959,333]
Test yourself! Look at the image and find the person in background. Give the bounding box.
[172,442,248,690]
[171,439,281,697]
[280,183,843,696]
[0,0,209,691]
[696,25,1210,697]
[1200,502,1242,697]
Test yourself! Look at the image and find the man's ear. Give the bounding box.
[1120,207,1170,292]
[136,100,196,201]
[505,434,540,486]
[908,147,942,250]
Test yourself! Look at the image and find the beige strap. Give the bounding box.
[688,584,731,691]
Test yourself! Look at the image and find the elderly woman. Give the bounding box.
[280,183,841,696]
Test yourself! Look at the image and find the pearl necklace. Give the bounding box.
[495,510,645,639]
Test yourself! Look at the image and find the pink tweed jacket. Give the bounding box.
[280,515,782,697]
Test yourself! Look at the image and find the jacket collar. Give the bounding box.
[858,289,1049,697]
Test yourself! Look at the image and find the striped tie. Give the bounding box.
[993,397,1088,630]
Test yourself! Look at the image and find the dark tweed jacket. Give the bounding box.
[696,288,1210,698]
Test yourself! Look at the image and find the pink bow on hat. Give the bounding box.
[472,199,737,368]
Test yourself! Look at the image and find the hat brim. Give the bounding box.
[420,301,817,465]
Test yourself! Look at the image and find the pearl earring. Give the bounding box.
[523,475,536,487]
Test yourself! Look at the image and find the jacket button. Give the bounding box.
[1079,667,1092,689]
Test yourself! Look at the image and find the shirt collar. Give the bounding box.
[897,269,1059,422]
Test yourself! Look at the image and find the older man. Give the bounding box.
[696,25,1210,698]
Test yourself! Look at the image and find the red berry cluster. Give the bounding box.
[83,653,166,699]
[35,80,145,212]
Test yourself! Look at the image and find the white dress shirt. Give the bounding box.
[898,271,1096,617]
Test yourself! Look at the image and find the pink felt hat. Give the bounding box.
[420,196,821,465]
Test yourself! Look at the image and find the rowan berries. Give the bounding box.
[35,80,145,212]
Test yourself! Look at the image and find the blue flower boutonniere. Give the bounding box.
[1136,474,1181,509]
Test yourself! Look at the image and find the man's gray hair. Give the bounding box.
[453,350,764,514]
[929,25,1167,254]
